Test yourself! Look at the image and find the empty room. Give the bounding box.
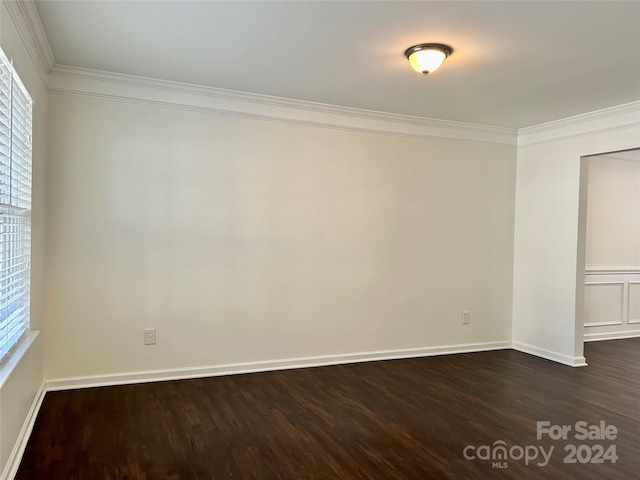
[1,1,639,479]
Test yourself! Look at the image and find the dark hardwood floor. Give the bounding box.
[17,339,640,479]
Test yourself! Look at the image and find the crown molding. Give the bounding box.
[4,0,517,145]
[47,64,517,145]
[517,101,640,147]
[2,0,55,87]
[2,0,637,149]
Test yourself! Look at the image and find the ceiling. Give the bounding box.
[34,0,640,129]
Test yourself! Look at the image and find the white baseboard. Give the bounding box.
[46,341,512,391]
[584,330,640,342]
[512,341,588,367]
[1,380,46,480]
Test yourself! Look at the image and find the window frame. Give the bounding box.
[0,48,33,363]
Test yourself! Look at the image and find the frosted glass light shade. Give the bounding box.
[405,44,452,75]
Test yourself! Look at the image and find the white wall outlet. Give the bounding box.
[144,328,156,345]
[462,311,471,324]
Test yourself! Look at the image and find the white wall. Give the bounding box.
[585,153,640,269]
[0,0,47,478]
[44,92,517,382]
[512,105,640,366]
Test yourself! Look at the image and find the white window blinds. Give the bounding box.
[0,48,33,362]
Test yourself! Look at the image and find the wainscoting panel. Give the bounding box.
[629,281,640,324]
[584,270,640,341]
[583,281,624,327]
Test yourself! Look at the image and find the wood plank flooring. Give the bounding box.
[17,339,640,479]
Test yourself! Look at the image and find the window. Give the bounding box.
[0,48,33,362]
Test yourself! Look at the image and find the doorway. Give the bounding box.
[578,148,640,346]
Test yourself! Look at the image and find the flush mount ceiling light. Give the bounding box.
[404,43,453,75]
